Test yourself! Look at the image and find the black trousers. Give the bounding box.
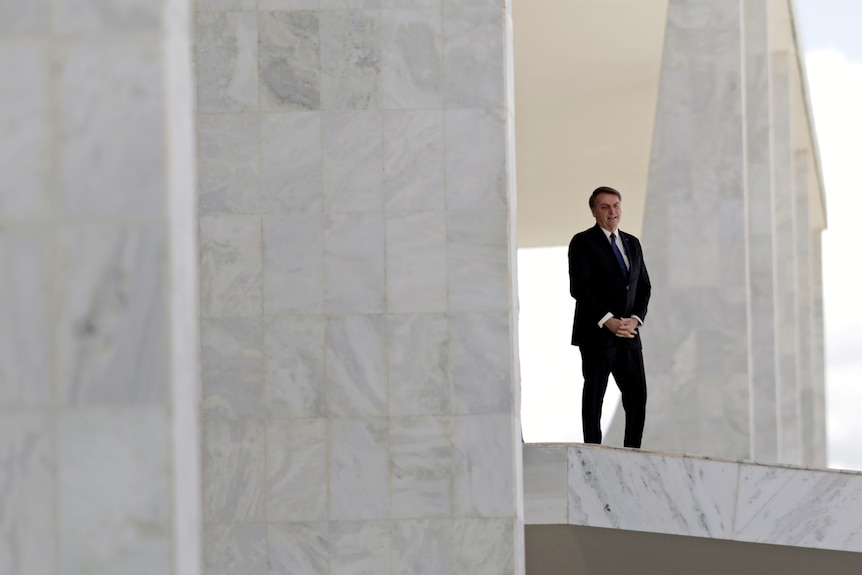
[579,345,647,448]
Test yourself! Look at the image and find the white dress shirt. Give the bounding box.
[595,226,643,329]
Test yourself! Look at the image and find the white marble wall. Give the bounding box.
[744,0,779,463]
[0,1,201,574]
[772,51,802,465]
[632,0,753,458]
[194,2,524,574]
[524,444,862,553]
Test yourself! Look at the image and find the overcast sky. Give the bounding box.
[796,0,862,470]
[520,1,862,471]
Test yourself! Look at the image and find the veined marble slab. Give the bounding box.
[524,444,862,554]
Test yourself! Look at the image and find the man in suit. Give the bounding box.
[568,186,651,448]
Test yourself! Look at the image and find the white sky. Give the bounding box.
[798,0,862,472]
[519,2,862,471]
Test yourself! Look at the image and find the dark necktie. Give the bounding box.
[610,233,629,279]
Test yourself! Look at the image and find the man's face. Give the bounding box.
[591,193,622,232]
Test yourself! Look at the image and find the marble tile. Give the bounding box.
[200,215,263,317]
[204,523,267,575]
[262,213,324,314]
[319,0,381,10]
[56,225,167,406]
[0,0,50,32]
[324,212,385,313]
[197,113,260,215]
[387,314,450,416]
[0,42,50,220]
[202,355,265,420]
[261,112,322,212]
[390,417,452,518]
[58,409,171,575]
[711,0,743,31]
[447,210,509,312]
[0,414,54,575]
[443,7,504,108]
[666,0,712,30]
[265,315,326,418]
[522,446,568,525]
[452,414,515,517]
[386,211,447,313]
[58,40,164,218]
[442,0,501,5]
[203,419,266,522]
[381,9,442,109]
[267,418,328,521]
[449,312,512,414]
[54,0,161,32]
[445,108,507,210]
[383,110,445,212]
[268,522,329,575]
[260,0,318,9]
[197,0,256,10]
[735,463,862,551]
[644,370,751,459]
[330,418,389,520]
[453,518,515,575]
[326,315,387,416]
[330,520,390,575]
[320,10,381,110]
[567,446,738,538]
[322,111,384,212]
[201,317,263,361]
[259,10,320,111]
[0,231,51,408]
[392,519,453,575]
[382,0,439,6]
[195,12,258,113]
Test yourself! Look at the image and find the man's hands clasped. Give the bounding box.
[604,317,639,338]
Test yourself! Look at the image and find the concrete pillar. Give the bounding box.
[0,0,201,574]
[635,0,752,458]
[772,51,802,464]
[744,0,779,463]
[194,2,523,573]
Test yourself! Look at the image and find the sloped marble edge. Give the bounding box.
[735,461,862,551]
[522,443,862,554]
[566,445,737,539]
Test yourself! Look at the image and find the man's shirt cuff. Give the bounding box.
[632,315,644,326]
[598,312,613,328]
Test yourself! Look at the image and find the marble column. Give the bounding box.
[772,51,802,465]
[632,0,752,459]
[0,0,201,574]
[795,151,815,465]
[810,230,828,467]
[194,3,523,574]
[744,0,779,463]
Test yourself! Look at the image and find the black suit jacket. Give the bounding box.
[568,225,651,349]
